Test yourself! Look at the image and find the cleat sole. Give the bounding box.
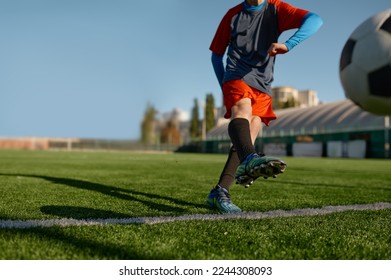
[235,155,287,187]
[246,160,286,181]
[235,175,254,188]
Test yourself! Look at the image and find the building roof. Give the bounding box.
[206,99,388,140]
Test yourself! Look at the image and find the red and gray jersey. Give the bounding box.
[210,0,309,95]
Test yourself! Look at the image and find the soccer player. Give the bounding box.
[207,0,323,213]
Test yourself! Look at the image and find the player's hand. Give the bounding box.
[268,43,289,56]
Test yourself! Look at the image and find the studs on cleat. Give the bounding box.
[236,174,254,188]
[235,155,287,187]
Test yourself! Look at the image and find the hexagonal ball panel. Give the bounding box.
[380,15,391,34]
[340,39,356,72]
[368,64,391,97]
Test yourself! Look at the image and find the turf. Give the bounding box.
[0,149,390,259]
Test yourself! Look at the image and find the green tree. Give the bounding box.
[205,93,215,133]
[273,97,301,109]
[281,97,300,109]
[160,119,181,145]
[141,103,158,145]
[190,98,200,139]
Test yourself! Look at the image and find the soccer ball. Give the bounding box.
[339,9,391,115]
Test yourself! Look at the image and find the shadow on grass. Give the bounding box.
[0,173,208,259]
[0,173,209,217]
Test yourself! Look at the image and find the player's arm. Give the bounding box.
[211,52,225,88]
[283,12,323,51]
[210,5,242,87]
[269,3,323,57]
[268,43,289,56]
[269,12,323,56]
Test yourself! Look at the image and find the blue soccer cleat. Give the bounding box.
[206,185,241,213]
[235,153,286,187]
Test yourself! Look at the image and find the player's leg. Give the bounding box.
[234,115,263,187]
[206,114,261,213]
[214,114,263,188]
[207,81,285,212]
[228,97,257,161]
[216,146,240,190]
[235,91,286,186]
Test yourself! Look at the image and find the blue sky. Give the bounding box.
[0,0,390,140]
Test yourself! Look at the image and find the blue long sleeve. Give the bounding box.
[211,52,225,88]
[284,12,323,51]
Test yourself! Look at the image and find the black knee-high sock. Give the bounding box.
[218,146,240,190]
[228,118,256,162]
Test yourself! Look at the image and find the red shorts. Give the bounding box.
[223,80,277,126]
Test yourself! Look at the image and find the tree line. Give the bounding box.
[140,91,300,145]
[140,93,216,145]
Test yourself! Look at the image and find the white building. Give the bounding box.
[272,86,319,108]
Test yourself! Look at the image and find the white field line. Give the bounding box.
[1,203,391,229]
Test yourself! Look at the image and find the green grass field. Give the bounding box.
[0,149,390,260]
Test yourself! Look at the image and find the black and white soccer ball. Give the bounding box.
[339,9,391,115]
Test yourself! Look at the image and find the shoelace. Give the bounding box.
[216,188,232,203]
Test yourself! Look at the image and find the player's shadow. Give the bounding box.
[0,173,208,259]
[0,173,208,216]
[40,205,133,219]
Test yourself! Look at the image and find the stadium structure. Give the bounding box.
[205,99,391,159]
